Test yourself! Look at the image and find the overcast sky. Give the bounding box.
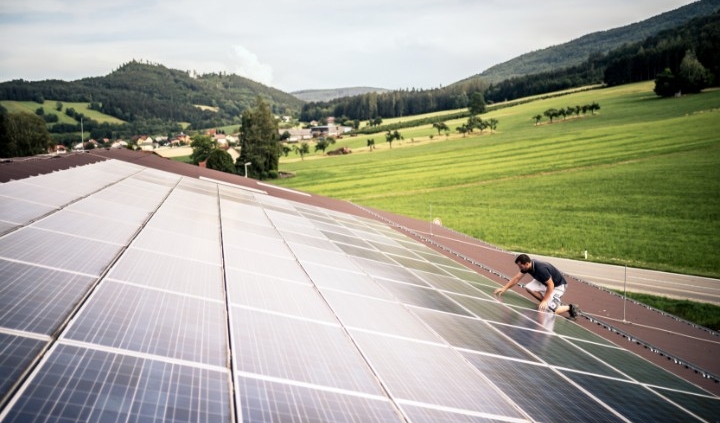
[0,0,697,92]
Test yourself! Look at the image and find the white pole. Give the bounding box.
[623,265,627,323]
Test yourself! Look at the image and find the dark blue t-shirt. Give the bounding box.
[528,260,567,286]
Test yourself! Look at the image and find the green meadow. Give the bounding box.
[1,100,125,125]
[273,81,720,278]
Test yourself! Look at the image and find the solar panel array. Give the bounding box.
[0,159,718,422]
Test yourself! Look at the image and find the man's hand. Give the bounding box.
[493,287,504,296]
[538,300,549,312]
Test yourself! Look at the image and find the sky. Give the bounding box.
[0,0,698,93]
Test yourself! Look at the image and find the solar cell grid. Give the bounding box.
[490,324,628,378]
[226,268,336,322]
[131,227,222,265]
[0,334,46,401]
[300,263,394,300]
[562,371,707,422]
[0,221,16,235]
[231,307,385,395]
[261,204,303,218]
[221,229,290,254]
[145,212,219,240]
[236,376,404,423]
[0,180,82,207]
[386,253,449,274]
[412,269,489,297]
[411,308,536,361]
[221,217,278,238]
[351,256,430,284]
[66,196,153,226]
[321,230,373,248]
[351,229,406,249]
[162,191,219,214]
[282,231,343,252]
[313,221,356,237]
[33,208,141,245]
[1,344,231,423]
[449,294,543,326]
[0,259,97,334]
[265,215,325,237]
[335,242,395,263]
[319,289,442,342]
[399,404,522,423]
[220,201,273,226]
[65,281,228,366]
[373,279,472,316]
[348,330,526,418]
[649,388,720,422]
[224,247,305,280]
[288,242,357,269]
[0,196,56,226]
[463,353,625,423]
[468,283,537,308]
[0,227,123,276]
[105,248,224,300]
[565,339,709,393]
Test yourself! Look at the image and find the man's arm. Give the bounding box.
[494,272,524,296]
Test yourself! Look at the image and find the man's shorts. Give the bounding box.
[525,279,566,312]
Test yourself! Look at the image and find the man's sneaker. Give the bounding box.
[569,304,580,319]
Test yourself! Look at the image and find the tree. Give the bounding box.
[0,112,51,158]
[385,130,402,148]
[432,122,449,135]
[486,118,499,133]
[205,149,235,174]
[654,68,679,97]
[367,139,375,150]
[293,142,310,160]
[456,124,469,137]
[315,138,329,153]
[237,97,280,179]
[468,92,486,115]
[190,135,216,165]
[678,50,712,94]
[532,114,543,125]
[544,108,559,123]
[55,101,63,112]
[467,115,482,133]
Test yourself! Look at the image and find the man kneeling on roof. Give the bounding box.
[494,254,580,319]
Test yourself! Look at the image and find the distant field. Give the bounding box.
[1,100,125,125]
[273,82,720,278]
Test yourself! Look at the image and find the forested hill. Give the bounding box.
[465,0,720,84]
[0,61,304,129]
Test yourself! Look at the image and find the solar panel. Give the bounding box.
[1,158,717,422]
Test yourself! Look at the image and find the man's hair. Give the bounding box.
[514,254,531,265]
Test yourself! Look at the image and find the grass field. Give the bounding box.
[1,100,125,125]
[272,82,720,278]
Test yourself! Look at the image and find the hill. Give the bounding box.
[291,87,390,102]
[0,61,304,130]
[461,0,720,84]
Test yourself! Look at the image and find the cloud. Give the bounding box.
[228,45,274,86]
